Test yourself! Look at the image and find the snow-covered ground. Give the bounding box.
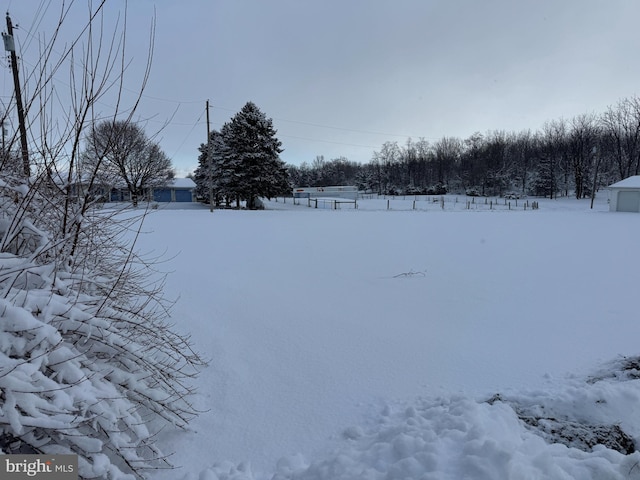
[133,194,640,479]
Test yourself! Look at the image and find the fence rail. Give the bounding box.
[276,194,539,212]
[304,197,357,209]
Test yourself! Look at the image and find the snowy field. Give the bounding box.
[131,194,640,480]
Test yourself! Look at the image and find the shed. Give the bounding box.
[152,178,196,202]
[608,176,640,212]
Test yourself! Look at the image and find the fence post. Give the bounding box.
[387,199,390,210]
[413,200,416,210]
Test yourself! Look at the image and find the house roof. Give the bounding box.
[609,176,640,189]
[168,178,196,189]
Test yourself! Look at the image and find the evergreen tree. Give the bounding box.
[225,102,290,209]
[195,128,236,207]
[531,155,556,198]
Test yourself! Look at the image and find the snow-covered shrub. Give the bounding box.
[0,171,204,478]
[0,4,207,476]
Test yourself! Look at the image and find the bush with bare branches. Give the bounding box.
[0,2,205,478]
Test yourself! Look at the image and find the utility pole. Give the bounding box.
[206,100,214,212]
[206,99,211,139]
[590,146,600,209]
[3,13,29,177]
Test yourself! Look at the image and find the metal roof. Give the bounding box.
[608,176,640,189]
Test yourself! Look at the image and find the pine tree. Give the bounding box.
[224,102,290,209]
[532,155,556,198]
[195,128,236,207]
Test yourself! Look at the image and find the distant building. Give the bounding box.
[110,178,196,203]
[152,178,196,202]
[608,176,640,212]
[293,186,358,200]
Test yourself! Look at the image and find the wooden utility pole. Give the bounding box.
[206,100,213,212]
[590,146,600,209]
[4,13,29,177]
[206,99,211,138]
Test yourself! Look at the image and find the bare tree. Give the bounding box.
[509,129,537,195]
[372,141,401,194]
[537,120,566,198]
[600,97,640,181]
[569,114,600,199]
[82,120,173,206]
[433,136,461,188]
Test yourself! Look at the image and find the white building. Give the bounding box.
[293,186,358,200]
[608,176,640,212]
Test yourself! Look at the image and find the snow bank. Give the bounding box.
[181,364,640,480]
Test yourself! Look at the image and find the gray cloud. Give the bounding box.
[4,0,640,175]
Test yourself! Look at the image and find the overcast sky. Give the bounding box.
[3,0,640,175]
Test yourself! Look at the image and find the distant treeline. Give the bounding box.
[287,96,640,198]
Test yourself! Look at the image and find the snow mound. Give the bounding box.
[188,357,640,480]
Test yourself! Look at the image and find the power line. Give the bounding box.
[21,0,50,53]
[169,110,205,160]
[277,133,379,150]
[201,102,426,139]
[272,116,421,139]
[151,99,429,140]
[0,9,442,164]
[135,92,202,104]
[4,19,429,145]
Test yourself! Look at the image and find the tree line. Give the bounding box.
[288,96,640,199]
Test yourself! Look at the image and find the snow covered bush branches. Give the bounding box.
[0,168,204,479]
[0,2,205,478]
